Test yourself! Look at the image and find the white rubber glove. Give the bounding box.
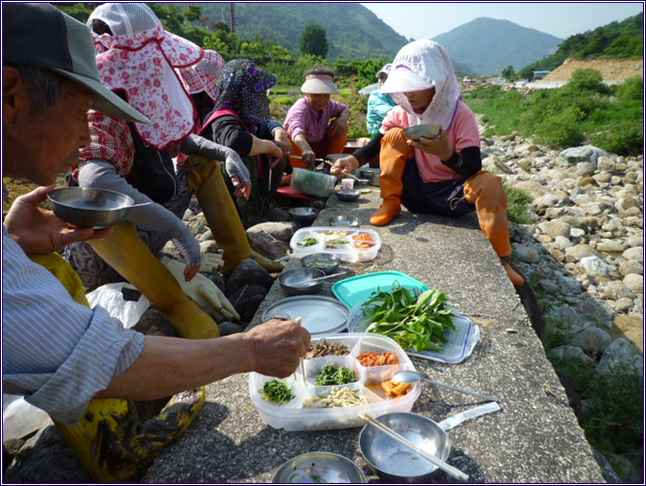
[161,256,240,322]
[199,252,224,273]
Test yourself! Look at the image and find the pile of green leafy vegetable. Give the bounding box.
[260,379,295,404]
[315,364,357,385]
[357,282,456,352]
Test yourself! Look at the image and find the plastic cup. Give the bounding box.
[342,178,355,192]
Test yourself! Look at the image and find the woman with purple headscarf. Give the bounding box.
[198,59,291,227]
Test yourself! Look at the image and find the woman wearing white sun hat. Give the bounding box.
[283,66,352,176]
[331,39,527,290]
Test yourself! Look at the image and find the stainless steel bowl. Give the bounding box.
[328,215,360,227]
[359,168,380,187]
[359,412,451,483]
[334,189,360,202]
[273,451,367,483]
[301,252,341,275]
[48,187,135,228]
[405,123,443,141]
[278,268,326,296]
[288,207,319,225]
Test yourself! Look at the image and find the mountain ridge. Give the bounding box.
[433,17,562,76]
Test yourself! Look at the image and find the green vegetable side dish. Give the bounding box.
[260,379,295,404]
[357,282,457,352]
[298,237,318,247]
[315,364,358,386]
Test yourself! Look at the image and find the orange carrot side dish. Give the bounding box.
[356,351,399,367]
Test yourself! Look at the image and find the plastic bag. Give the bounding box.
[87,282,151,329]
[3,394,52,442]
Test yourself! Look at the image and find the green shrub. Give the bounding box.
[616,76,644,101]
[590,119,644,155]
[504,184,534,224]
[533,106,585,147]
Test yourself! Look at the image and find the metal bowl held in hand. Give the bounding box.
[359,412,451,483]
[48,187,141,229]
[273,451,367,483]
[278,267,326,296]
[404,123,443,141]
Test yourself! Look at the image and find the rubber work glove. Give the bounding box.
[199,252,225,273]
[161,256,240,322]
[180,134,251,184]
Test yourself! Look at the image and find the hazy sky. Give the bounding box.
[360,2,644,40]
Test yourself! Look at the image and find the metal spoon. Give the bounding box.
[393,370,499,403]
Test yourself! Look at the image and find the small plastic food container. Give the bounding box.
[248,333,421,431]
[290,227,381,263]
[291,168,336,198]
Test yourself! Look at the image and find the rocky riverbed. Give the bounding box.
[481,134,643,481]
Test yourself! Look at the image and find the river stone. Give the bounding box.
[578,256,611,278]
[622,246,643,263]
[565,244,600,263]
[619,261,643,276]
[547,345,596,369]
[596,338,643,378]
[600,280,636,301]
[572,327,612,354]
[622,274,643,293]
[610,315,644,351]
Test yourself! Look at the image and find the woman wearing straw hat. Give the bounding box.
[283,67,351,178]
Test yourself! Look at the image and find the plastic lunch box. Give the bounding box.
[248,333,421,431]
[290,226,382,263]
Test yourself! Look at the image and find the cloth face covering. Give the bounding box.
[211,59,277,133]
[89,3,203,150]
[385,39,462,130]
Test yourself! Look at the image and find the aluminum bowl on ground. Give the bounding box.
[273,451,367,483]
[334,189,360,202]
[48,187,136,229]
[359,412,451,483]
[328,215,360,227]
[359,168,380,187]
[288,207,319,225]
[279,268,326,296]
[301,252,341,275]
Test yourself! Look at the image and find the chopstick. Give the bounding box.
[321,160,364,182]
[291,271,348,286]
[358,413,469,481]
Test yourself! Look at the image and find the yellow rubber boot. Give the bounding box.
[89,221,220,339]
[29,253,91,306]
[183,155,284,276]
[28,254,207,482]
[55,388,205,483]
[370,128,411,226]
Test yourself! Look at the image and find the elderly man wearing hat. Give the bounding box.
[283,66,351,174]
[3,3,310,482]
[330,39,528,293]
[366,63,397,138]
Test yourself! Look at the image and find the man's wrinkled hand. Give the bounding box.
[4,185,113,254]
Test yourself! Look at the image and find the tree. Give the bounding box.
[183,4,202,23]
[300,24,328,58]
[501,65,516,81]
